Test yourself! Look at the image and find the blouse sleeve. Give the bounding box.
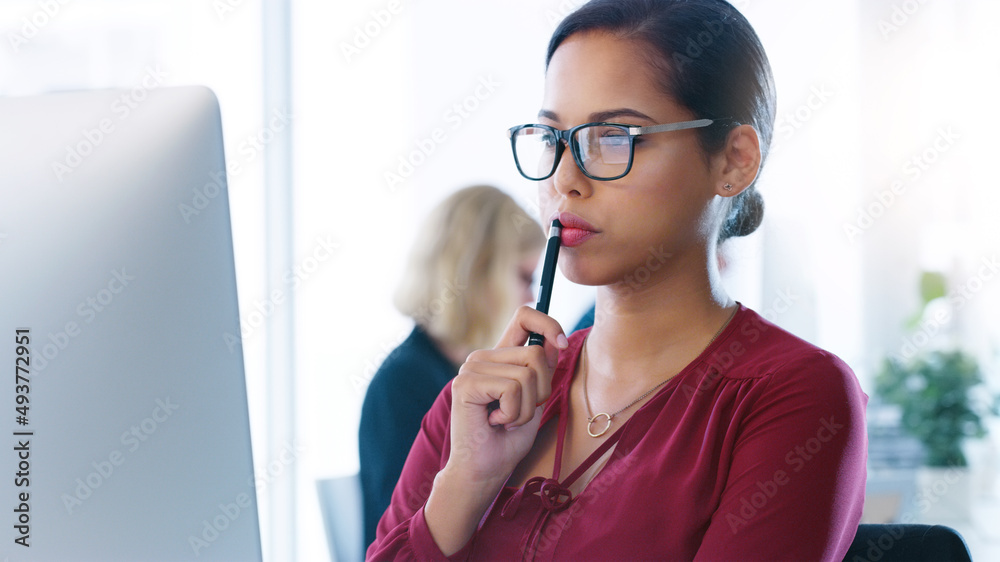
[695,350,868,562]
[367,381,473,562]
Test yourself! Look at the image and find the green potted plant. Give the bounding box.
[876,349,995,521]
[876,350,988,467]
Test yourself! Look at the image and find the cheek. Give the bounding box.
[632,155,710,208]
[614,170,713,245]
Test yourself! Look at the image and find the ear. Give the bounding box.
[712,124,761,197]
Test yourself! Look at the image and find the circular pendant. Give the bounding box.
[587,413,613,437]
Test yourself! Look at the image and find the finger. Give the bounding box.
[486,377,521,427]
[464,346,552,406]
[453,365,533,427]
[496,306,569,351]
[464,362,539,428]
[541,343,562,380]
[506,364,538,429]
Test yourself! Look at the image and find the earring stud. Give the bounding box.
[724,183,733,191]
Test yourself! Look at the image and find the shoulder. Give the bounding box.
[382,326,449,369]
[367,327,455,387]
[705,305,864,405]
[362,326,458,418]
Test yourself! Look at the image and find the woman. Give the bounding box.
[369,1,867,560]
[359,185,545,548]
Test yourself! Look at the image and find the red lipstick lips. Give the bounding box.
[552,212,598,248]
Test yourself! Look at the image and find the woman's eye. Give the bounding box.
[594,125,627,137]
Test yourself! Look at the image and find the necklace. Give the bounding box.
[582,306,739,438]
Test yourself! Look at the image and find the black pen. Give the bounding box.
[527,219,562,346]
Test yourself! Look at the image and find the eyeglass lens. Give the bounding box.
[513,124,632,180]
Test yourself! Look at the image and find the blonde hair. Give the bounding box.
[394,185,546,351]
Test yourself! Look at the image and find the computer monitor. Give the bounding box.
[0,86,262,561]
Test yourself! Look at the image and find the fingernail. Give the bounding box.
[556,334,569,349]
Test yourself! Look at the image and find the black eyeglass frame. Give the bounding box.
[507,118,726,181]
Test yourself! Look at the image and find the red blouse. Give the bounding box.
[368,305,868,561]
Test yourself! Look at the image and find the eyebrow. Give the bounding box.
[537,107,657,124]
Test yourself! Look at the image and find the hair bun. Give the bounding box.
[721,186,764,241]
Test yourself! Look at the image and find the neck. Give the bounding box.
[421,328,467,368]
[584,248,734,389]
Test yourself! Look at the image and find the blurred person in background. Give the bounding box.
[359,184,546,548]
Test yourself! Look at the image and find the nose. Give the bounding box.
[551,139,591,199]
[520,281,534,306]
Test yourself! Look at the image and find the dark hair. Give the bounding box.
[547,0,776,241]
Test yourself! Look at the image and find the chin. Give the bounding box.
[559,257,616,288]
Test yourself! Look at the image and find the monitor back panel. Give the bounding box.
[0,86,261,561]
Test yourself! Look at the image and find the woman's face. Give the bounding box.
[538,31,724,289]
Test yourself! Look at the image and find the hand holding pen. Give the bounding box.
[449,216,565,438]
[487,218,562,412]
[424,219,566,554]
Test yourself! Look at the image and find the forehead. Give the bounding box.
[542,31,682,123]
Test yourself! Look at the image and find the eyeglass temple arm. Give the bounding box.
[629,118,715,136]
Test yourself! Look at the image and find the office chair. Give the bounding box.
[843,524,972,562]
[317,474,365,562]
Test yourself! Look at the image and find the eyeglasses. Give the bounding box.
[507,118,718,181]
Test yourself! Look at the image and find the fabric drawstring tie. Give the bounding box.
[500,476,574,561]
